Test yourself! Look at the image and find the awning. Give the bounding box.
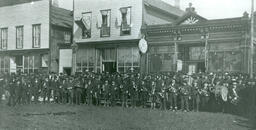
[75,18,90,30]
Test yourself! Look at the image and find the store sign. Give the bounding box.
[138,38,148,54]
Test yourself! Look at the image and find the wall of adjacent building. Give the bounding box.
[73,0,143,43]
[0,0,50,50]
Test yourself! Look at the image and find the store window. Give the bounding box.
[76,48,95,72]
[117,47,139,73]
[208,42,242,72]
[24,56,35,73]
[41,54,49,68]
[189,47,205,60]
[149,46,175,72]
[0,56,9,73]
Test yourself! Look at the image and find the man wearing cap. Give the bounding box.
[180,82,190,112]
[168,79,178,111]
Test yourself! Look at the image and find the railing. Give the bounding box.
[100,26,110,37]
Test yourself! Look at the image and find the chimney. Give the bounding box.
[174,0,180,9]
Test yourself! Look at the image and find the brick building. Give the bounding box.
[0,0,72,74]
[73,0,184,73]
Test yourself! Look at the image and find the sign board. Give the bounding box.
[177,60,182,72]
[10,57,16,73]
[138,38,148,54]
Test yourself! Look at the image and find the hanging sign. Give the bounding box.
[138,37,148,54]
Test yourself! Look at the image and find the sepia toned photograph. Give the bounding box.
[0,0,255,129]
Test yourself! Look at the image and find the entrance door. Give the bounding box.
[102,62,116,73]
[188,64,196,75]
[101,48,117,73]
[63,67,72,75]
[197,62,205,73]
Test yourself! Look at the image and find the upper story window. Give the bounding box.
[16,26,24,49]
[120,7,131,35]
[0,28,8,50]
[82,12,92,39]
[99,9,111,37]
[32,24,41,48]
[64,31,71,43]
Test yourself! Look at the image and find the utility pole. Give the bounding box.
[250,0,254,78]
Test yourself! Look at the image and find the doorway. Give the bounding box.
[63,67,72,75]
[197,62,205,73]
[102,62,116,73]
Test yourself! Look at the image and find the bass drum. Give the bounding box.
[221,86,228,102]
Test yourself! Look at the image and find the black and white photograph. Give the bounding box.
[0,0,256,129]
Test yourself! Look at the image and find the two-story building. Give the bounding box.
[73,0,184,74]
[0,0,72,74]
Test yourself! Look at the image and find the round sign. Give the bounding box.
[138,38,148,54]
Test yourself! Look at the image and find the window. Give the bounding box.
[24,55,35,73]
[0,28,8,49]
[189,47,205,60]
[16,26,24,49]
[100,9,111,37]
[82,12,92,39]
[149,46,176,72]
[32,24,41,48]
[41,54,49,67]
[64,31,71,43]
[76,48,95,72]
[120,7,131,35]
[117,47,140,73]
[0,56,9,73]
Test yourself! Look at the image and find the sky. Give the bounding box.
[58,0,252,19]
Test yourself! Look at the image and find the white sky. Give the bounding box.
[58,0,252,19]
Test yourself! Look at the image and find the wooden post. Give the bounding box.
[250,0,254,78]
[174,42,178,72]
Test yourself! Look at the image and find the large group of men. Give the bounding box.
[0,71,255,113]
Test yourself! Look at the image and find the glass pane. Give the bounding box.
[224,51,242,72]
[118,67,125,73]
[189,47,205,60]
[208,52,224,72]
[29,56,34,69]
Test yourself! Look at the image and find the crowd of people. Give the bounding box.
[0,71,255,114]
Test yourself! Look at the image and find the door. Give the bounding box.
[102,62,116,73]
[63,67,72,75]
[197,62,205,73]
[188,64,196,75]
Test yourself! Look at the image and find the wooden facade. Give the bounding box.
[142,5,251,74]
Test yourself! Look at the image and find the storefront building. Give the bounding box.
[73,0,184,73]
[0,0,72,74]
[142,4,251,74]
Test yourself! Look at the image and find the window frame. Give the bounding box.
[16,25,24,49]
[81,11,92,39]
[0,28,8,50]
[64,31,71,44]
[32,24,41,48]
[100,9,111,37]
[120,6,132,36]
